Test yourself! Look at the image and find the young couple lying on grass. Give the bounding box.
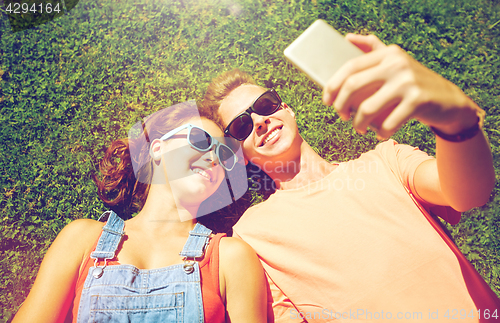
[14,34,499,323]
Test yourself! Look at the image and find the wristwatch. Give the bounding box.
[430,115,482,142]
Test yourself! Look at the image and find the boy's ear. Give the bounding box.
[149,139,163,163]
[282,102,295,118]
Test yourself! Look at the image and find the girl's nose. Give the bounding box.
[202,149,219,167]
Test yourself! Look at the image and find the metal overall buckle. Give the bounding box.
[182,256,200,274]
[92,256,113,279]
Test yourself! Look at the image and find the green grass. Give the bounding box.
[1,0,499,321]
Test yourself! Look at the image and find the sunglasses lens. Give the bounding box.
[219,145,236,170]
[253,92,281,115]
[226,90,282,141]
[189,127,212,150]
[229,114,253,141]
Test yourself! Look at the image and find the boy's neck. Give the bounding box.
[265,140,338,190]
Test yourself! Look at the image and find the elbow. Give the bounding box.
[452,202,485,213]
[475,173,497,208]
[451,201,483,213]
[450,177,495,212]
[451,195,492,213]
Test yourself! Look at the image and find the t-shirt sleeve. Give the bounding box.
[374,139,433,201]
[374,139,461,224]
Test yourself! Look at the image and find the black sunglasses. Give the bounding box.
[224,89,282,141]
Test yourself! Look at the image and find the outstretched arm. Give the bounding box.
[12,219,102,323]
[219,237,268,323]
[323,34,495,212]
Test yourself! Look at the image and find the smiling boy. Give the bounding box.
[201,34,499,322]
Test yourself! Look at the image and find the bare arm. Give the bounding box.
[323,34,495,212]
[413,131,494,211]
[12,219,103,323]
[219,237,268,323]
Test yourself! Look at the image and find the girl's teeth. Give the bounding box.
[192,168,210,180]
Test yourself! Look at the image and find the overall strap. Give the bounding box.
[179,223,212,259]
[90,210,125,260]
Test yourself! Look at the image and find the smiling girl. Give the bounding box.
[13,101,268,323]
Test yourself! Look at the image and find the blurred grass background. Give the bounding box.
[1,0,499,320]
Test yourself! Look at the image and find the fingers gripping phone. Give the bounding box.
[284,20,363,88]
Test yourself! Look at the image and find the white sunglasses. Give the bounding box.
[159,123,238,171]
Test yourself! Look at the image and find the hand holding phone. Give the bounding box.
[284,20,382,130]
[284,20,363,88]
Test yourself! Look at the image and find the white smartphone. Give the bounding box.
[284,20,364,88]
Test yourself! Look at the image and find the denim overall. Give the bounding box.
[76,211,212,323]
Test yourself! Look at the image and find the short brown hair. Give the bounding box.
[200,69,256,128]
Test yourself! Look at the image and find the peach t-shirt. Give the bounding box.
[233,140,486,322]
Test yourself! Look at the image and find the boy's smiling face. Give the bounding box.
[219,84,301,168]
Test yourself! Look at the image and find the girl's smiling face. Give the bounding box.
[154,118,227,210]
